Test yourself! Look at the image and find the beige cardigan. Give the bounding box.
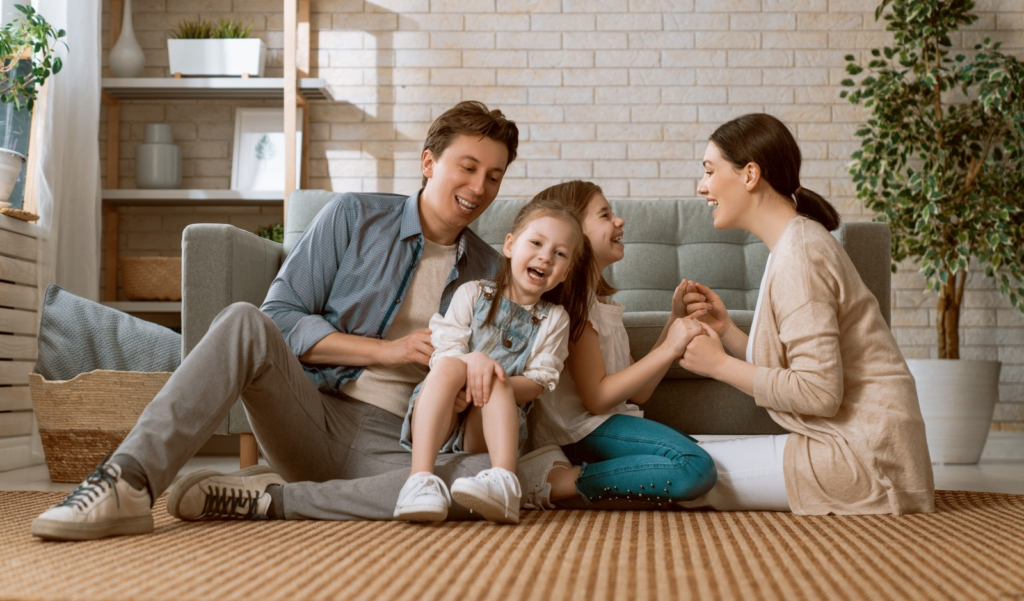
[751,216,935,515]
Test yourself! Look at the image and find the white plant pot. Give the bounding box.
[908,358,1001,465]
[167,39,266,77]
[0,148,26,206]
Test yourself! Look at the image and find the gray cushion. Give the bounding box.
[35,284,181,381]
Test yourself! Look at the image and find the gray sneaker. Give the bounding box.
[31,458,153,541]
[167,464,284,521]
[516,445,571,510]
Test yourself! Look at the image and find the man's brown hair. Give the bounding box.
[421,101,519,186]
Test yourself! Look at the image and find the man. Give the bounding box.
[32,101,569,541]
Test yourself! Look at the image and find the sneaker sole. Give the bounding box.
[393,504,448,522]
[451,484,520,525]
[30,514,154,541]
[166,464,278,521]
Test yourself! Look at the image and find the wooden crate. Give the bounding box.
[0,216,42,472]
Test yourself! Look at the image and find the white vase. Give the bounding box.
[909,358,1001,464]
[167,39,267,77]
[0,148,26,205]
[136,124,181,189]
[109,0,145,78]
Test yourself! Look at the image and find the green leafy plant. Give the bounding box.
[170,15,214,40]
[841,0,1024,359]
[215,18,252,39]
[256,223,284,244]
[0,4,66,110]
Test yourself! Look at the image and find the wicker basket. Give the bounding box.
[29,370,172,482]
[121,257,181,301]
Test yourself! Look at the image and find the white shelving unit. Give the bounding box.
[102,189,284,206]
[101,77,333,100]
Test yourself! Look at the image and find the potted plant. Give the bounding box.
[0,4,65,205]
[167,16,265,78]
[841,0,1024,463]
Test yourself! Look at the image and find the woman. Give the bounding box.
[677,113,934,515]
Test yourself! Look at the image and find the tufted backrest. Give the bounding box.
[470,198,767,312]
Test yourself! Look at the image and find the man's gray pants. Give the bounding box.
[117,302,491,520]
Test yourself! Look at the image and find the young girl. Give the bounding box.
[394,199,593,524]
[522,181,718,510]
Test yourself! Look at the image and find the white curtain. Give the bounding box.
[32,0,102,300]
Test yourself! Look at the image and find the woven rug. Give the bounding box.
[1,490,1022,600]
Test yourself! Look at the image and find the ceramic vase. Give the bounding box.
[136,124,181,189]
[109,0,145,78]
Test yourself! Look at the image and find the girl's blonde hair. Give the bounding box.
[530,180,617,298]
[486,198,594,342]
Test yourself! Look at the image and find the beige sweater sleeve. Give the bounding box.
[753,299,844,417]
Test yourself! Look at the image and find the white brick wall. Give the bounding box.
[102,0,1024,427]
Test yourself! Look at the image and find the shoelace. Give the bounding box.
[56,452,120,511]
[406,474,452,505]
[477,469,520,519]
[200,486,265,519]
[522,482,552,511]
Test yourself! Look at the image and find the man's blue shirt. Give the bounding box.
[261,191,502,396]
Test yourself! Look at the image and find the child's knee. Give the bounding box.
[668,452,718,500]
[427,357,466,384]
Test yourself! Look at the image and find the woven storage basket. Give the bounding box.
[121,257,181,301]
[29,370,172,482]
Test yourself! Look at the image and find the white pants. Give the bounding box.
[678,435,791,512]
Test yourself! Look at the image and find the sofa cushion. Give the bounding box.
[35,284,182,381]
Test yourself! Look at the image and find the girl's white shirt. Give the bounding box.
[746,253,773,364]
[530,296,643,448]
[428,280,571,392]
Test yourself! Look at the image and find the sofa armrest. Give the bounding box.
[181,224,285,358]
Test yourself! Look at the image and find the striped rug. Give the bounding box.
[1,490,1022,600]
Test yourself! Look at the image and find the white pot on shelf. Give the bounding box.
[167,39,266,77]
[0,148,26,206]
[909,358,1002,465]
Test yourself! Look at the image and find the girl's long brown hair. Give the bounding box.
[485,198,594,342]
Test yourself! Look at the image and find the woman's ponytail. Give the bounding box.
[794,186,841,231]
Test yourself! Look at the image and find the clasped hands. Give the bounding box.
[669,279,730,378]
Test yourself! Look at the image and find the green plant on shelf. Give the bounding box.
[256,223,284,244]
[171,16,252,40]
[0,4,67,110]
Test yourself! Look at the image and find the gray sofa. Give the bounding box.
[182,190,891,437]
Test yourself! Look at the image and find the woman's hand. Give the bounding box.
[680,280,732,337]
[663,317,705,359]
[459,351,506,407]
[678,321,729,378]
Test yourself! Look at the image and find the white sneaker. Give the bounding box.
[451,467,522,524]
[31,459,153,541]
[517,445,571,510]
[167,464,284,521]
[394,472,451,522]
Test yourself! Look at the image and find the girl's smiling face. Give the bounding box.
[581,193,625,271]
[502,215,577,305]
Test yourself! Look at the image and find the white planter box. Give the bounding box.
[167,39,266,78]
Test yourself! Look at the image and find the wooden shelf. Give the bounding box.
[101,77,334,100]
[102,301,182,313]
[103,189,284,206]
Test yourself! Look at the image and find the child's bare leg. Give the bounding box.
[410,357,467,475]
[548,465,581,501]
[462,379,518,472]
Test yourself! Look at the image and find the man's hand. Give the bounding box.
[453,390,470,413]
[374,328,433,368]
[459,351,506,407]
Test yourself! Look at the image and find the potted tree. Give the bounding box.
[167,16,265,78]
[842,0,1024,463]
[0,4,65,205]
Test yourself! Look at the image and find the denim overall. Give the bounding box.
[400,281,553,454]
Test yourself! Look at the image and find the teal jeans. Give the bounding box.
[561,414,717,505]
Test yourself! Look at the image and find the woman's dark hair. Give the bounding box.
[530,180,616,298]
[421,100,519,187]
[486,198,594,343]
[709,113,841,231]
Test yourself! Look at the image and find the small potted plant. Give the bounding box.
[167,16,265,78]
[842,0,1024,463]
[0,4,66,205]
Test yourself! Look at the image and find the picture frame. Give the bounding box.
[230,107,303,191]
